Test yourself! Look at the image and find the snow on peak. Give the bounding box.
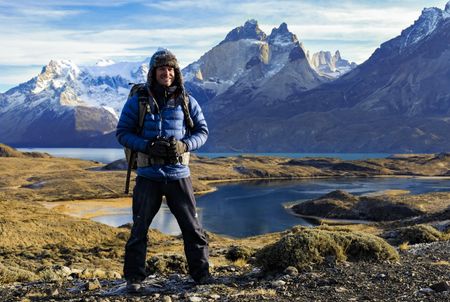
[445,1,450,18]
[32,60,80,94]
[221,19,267,44]
[268,22,298,46]
[46,60,80,76]
[399,7,443,50]
[95,59,115,67]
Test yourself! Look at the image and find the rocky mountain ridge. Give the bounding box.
[202,1,450,152]
[0,18,356,148]
[1,1,448,151]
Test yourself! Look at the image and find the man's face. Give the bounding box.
[155,66,175,87]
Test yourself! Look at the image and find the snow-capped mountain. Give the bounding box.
[0,58,148,146]
[183,20,354,107]
[202,1,450,153]
[309,50,357,78]
[4,0,447,153]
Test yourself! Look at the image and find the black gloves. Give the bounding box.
[146,136,187,159]
[168,136,187,158]
[146,139,170,157]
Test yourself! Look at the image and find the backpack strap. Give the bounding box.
[128,83,151,131]
[124,83,149,194]
[180,90,194,131]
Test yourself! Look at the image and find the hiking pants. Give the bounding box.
[123,176,209,282]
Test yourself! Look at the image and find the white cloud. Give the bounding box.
[0,0,448,89]
[0,26,229,68]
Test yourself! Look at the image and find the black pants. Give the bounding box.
[123,176,209,282]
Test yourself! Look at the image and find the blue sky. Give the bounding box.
[0,0,448,92]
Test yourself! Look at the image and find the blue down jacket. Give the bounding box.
[116,88,208,181]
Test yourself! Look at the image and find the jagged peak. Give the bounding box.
[245,19,258,26]
[268,22,298,45]
[334,50,341,59]
[220,19,267,44]
[379,5,445,53]
[42,59,80,77]
[398,7,443,49]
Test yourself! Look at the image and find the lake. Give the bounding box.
[92,177,450,238]
[17,147,390,164]
[17,148,449,238]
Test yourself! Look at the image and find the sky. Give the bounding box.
[0,0,448,92]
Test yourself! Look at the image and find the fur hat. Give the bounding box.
[147,49,184,88]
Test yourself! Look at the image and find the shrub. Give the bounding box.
[255,227,399,272]
[389,224,449,245]
[146,254,188,275]
[225,245,255,262]
[0,263,37,283]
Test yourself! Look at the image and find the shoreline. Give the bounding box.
[44,174,450,229]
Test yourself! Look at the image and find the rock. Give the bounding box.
[45,288,59,296]
[60,266,72,276]
[85,278,101,291]
[162,296,172,302]
[284,266,299,276]
[271,280,286,287]
[419,287,434,294]
[188,297,202,302]
[103,158,127,170]
[210,294,221,300]
[430,281,450,292]
[335,287,347,293]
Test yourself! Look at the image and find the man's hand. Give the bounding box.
[168,137,187,157]
[146,139,170,157]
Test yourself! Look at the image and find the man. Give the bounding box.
[116,49,210,292]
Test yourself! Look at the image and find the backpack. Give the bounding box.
[123,83,194,193]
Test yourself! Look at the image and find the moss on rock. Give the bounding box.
[225,245,255,262]
[146,254,188,275]
[387,224,450,245]
[255,226,399,272]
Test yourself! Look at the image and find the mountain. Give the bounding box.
[0,59,147,147]
[183,20,352,109]
[0,19,355,148]
[309,50,357,78]
[202,2,450,152]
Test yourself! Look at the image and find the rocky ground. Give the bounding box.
[0,240,448,302]
[0,144,449,301]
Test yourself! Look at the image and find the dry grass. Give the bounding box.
[430,260,450,266]
[0,153,449,283]
[232,258,248,267]
[398,242,410,251]
[234,288,277,298]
